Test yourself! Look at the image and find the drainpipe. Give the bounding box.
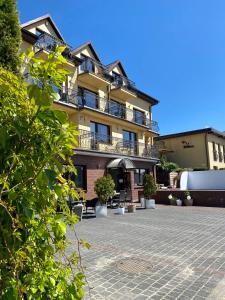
[205,132,210,169]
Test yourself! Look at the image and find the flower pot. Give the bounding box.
[145,199,156,209]
[140,197,145,208]
[117,207,125,215]
[95,205,107,218]
[127,204,136,213]
[170,198,177,206]
[184,198,193,206]
[176,199,182,206]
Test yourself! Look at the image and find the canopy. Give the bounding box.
[106,158,136,169]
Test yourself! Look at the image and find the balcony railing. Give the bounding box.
[110,73,136,91]
[57,91,159,132]
[34,32,74,62]
[79,57,112,81]
[77,130,159,159]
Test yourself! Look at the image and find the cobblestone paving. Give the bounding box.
[67,205,225,299]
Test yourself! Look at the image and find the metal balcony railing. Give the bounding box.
[77,130,159,159]
[79,57,112,81]
[56,91,159,132]
[34,32,74,62]
[110,73,136,91]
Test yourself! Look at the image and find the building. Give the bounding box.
[21,15,160,201]
[155,128,225,170]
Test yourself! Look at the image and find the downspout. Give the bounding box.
[205,132,210,169]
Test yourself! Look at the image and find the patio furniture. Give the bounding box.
[73,204,83,221]
[85,197,98,213]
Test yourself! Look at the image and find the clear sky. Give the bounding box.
[17,0,225,135]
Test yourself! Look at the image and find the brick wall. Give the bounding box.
[155,190,225,207]
[73,154,155,201]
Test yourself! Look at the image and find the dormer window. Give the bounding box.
[35,28,44,37]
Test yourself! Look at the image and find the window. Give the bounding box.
[212,142,218,161]
[133,109,145,125]
[123,130,137,153]
[63,166,86,190]
[218,144,223,162]
[80,54,95,73]
[35,28,43,36]
[78,87,98,108]
[134,169,148,185]
[91,122,110,143]
[108,99,125,118]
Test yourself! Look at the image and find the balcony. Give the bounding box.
[34,32,76,66]
[77,130,159,159]
[56,91,159,132]
[78,57,111,88]
[110,74,137,101]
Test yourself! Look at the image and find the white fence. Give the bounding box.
[180,170,225,190]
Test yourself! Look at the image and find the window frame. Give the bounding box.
[90,121,111,144]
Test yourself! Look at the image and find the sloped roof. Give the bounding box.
[72,41,101,62]
[106,60,128,77]
[21,14,64,41]
[155,128,225,140]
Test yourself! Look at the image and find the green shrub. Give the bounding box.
[143,174,157,199]
[94,175,115,205]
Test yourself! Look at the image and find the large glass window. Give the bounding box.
[91,121,110,143]
[78,87,98,109]
[133,109,145,125]
[134,169,148,186]
[108,99,125,118]
[123,130,137,153]
[63,166,86,190]
[80,54,95,73]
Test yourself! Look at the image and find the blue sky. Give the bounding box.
[18,0,225,134]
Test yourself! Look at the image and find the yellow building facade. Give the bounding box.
[21,15,160,201]
[155,128,225,170]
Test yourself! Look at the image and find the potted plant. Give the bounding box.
[168,194,177,205]
[168,194,182,206]
[117,202,125,215]
[184,191,193,206]
[140,193,145,208]
[143,174,157,209]
[94,175,115,218]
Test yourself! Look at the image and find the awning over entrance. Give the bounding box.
[107,158,136,169]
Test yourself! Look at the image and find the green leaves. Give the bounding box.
[0,47,86,299]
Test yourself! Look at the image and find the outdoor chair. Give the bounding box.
[73,204,83,221]
[85,197,98,213]
[119,190,126,206]
[126,189,132,202]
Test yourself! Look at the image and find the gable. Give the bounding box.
[72,42,100,62]
[21,15,64,41]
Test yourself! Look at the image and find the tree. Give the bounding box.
[0,48,88,299]
[0,0,22,72]
[143,174,157,199]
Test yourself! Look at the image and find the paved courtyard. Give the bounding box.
[68,205,225,299]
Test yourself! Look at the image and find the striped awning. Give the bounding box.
[106,158,136,169]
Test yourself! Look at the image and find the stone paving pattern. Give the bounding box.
[67,205,225,299]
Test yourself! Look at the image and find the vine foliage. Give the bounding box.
[0,47,88,299]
